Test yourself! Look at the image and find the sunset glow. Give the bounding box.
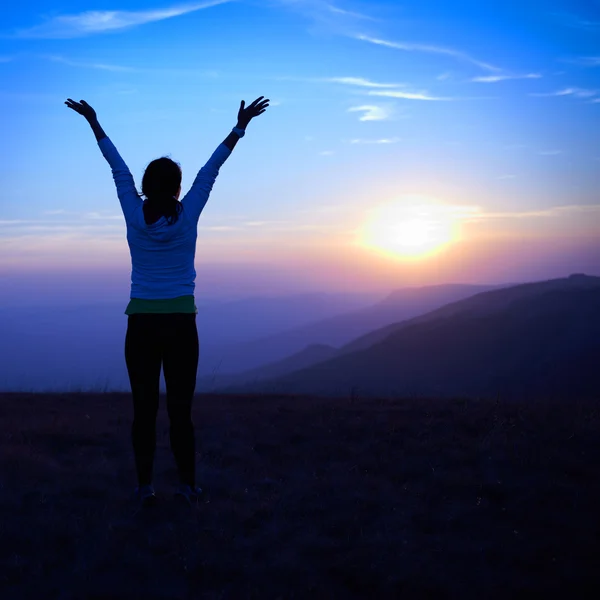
[358,200,464,261]
[0,0,599,295]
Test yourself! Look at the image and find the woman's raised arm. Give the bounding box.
[65,99,107,142]
[182,96,269,223]
[65,98,141,223]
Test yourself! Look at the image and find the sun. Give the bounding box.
[358,199,462,260]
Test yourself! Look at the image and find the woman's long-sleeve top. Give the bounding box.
[98,136,231,314]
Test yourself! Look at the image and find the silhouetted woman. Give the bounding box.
[65,96,269,507]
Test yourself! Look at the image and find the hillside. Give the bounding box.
[197,283,497,385]
[1,392,599,598]
[218,276,600,399]
[339,273,600,355]
[200,343,340,390]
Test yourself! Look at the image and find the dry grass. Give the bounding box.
[0,391,599,599]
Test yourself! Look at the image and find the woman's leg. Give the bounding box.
[125,314,162,486]
[163,313,199,487]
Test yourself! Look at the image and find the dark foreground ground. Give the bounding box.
[0,391,599,599]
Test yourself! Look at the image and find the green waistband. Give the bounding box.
[125,295,198,315]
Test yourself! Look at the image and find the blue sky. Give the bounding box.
[1,0,599,297]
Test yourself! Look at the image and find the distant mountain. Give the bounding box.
[195,291,383,346]
[0,292,379,392]
[217,275,600,400]
[200,343,339,390]
[200,283,498,379]
[339,273,600,355]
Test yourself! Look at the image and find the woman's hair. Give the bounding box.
[140,157,183,225]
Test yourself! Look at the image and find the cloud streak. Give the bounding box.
[277,75,405,89]
[472,73,542,83]
[325,3,378,21]
[273,0,378,35]
[324,76,404,88]
[1,211,306,238]
[530,87,598,99]
[368,90,448,101]
[355,34,502,72]
[40,53,219,77]
[552,12,600,32]
[472,204,600,221]
[83,212,123,220]
[565,56,600,67]
[44,55,138,72]
[13,0,232,39]
[349,138,400,144]
[347,105,391,121]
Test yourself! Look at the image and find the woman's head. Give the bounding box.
[141,157,183,225]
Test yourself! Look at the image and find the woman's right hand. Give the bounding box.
[65,98,97,122]
[237,96,270,129]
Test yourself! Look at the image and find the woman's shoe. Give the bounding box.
[174,484,202,506]
[134,484,157,507]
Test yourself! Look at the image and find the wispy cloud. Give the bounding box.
[564,56,600,67]
[3,211,303,241]
[368,90,448,101]
[415,203,600,229]
[199,226,241,232]
[552,12,600,31]
[472,73,542,83]
[274,0,378,35]
[497,174,516,180]
[294,203,347,215]
[0,55,14,63]
[325,3,377,21]
[347,105,391,121]
[41,53,219,77]
[0,222,125,236]
[538,150,562,156]
[42,209,69,216]
[324,76,404,88]
[472,204,600,221]
[348,138,400,144]
[279,75,405,89]
[2,211,123,233]
[287,74,435,108]
[200,218,292,230]
[319,150,335,156]
[530,87,598,98]
[83,212,123,220]
[355,34,502,72]
[243,220,290,226]
[13,0,232,39]
[200,220,334,233]
[43,54,138,73]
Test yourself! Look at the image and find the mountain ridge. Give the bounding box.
[199,282,499,379]
[214,274,600,399]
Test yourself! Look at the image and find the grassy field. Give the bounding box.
[0,391,599,599]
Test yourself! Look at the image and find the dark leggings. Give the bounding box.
[125,313,199,487]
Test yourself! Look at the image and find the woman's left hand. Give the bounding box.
[65,98,97,122]
[237,96,269,129]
